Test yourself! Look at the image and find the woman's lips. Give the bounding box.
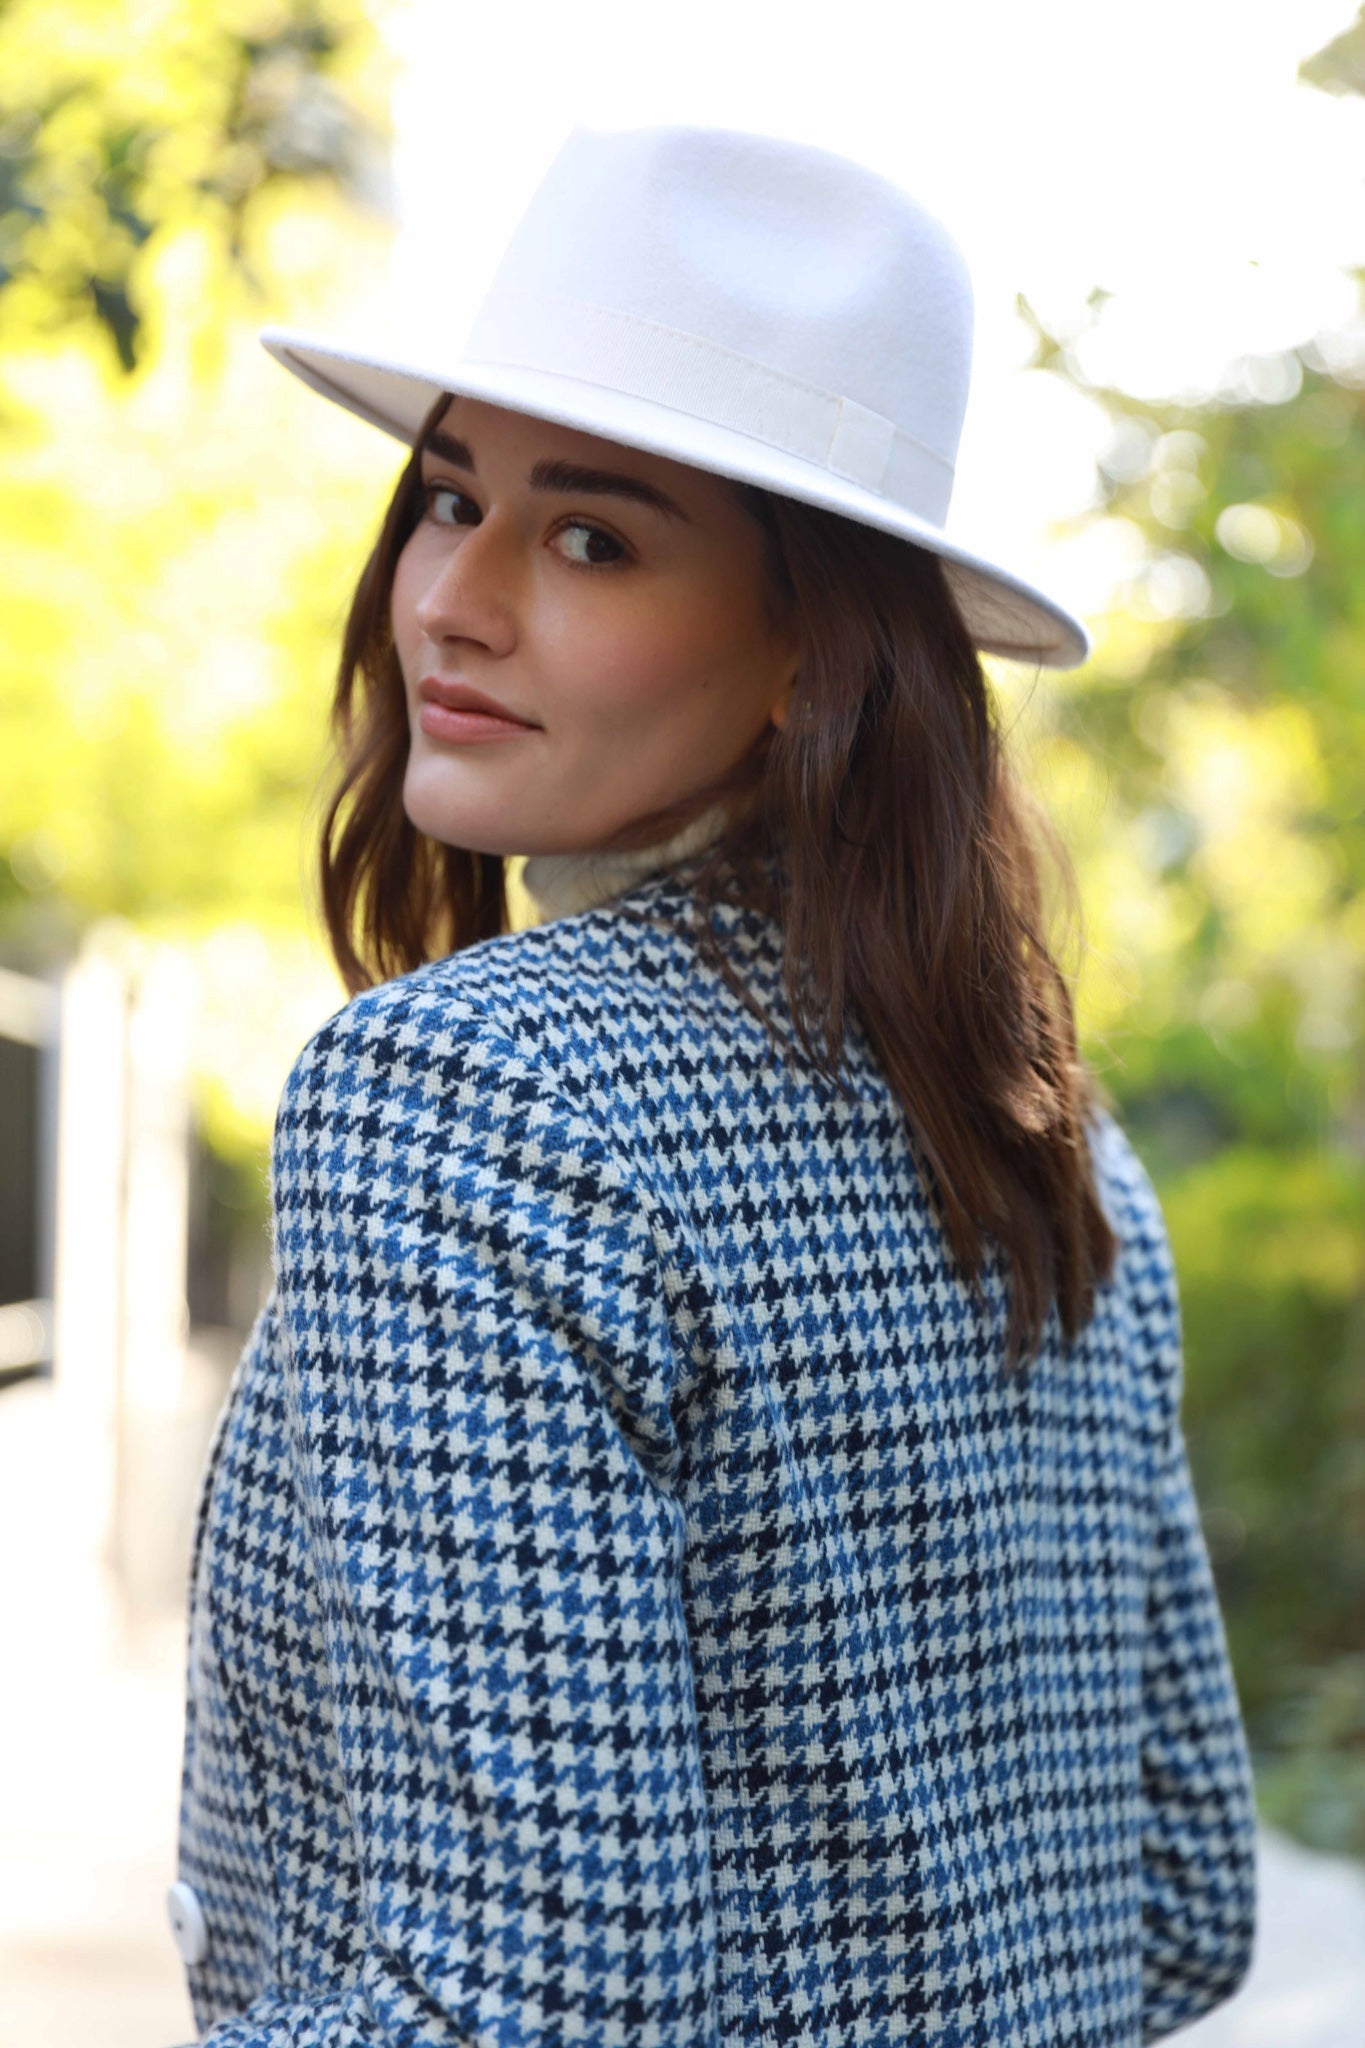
[417,702,540,744]
[417,679,540,745]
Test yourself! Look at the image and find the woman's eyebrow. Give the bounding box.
[420,427,691,523]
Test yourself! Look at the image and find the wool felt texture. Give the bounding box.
[176,854,1257,2046]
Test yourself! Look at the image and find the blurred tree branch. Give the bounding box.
[1300,4,1365,96]
[0,0,388,372]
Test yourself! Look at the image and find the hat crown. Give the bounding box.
[471,124,975,500]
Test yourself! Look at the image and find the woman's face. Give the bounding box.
[391,397,799,857]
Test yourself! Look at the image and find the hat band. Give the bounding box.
[458,287,956,525]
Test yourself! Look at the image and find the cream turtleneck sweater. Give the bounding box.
[518,804,732,924]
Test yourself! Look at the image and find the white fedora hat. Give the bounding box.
[261,123,1090,669]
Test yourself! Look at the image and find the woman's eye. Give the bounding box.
[418,488,628,569]
[422,484,475,525]
[555,520,629,569]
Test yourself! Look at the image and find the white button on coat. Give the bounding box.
[166,1880,209,1965]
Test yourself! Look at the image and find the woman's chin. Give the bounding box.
[401,769,518,858]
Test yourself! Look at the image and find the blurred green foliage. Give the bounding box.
[1,0,1362,1873]
[1017,303,1365,1859]
[0,0,400,1170]
[0,0,383,374]
[1300,2,1365,97]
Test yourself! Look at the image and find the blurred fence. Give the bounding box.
[1,924,267,1615]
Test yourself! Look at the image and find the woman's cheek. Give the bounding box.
[571,645,698,729]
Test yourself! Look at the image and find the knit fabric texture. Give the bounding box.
[518,801,732,923]
[176,854,1257,2046]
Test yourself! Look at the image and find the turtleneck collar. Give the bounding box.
[519,803,732,923]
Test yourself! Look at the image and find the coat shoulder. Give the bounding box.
[275,874,742,1142]
[286,874,783,1112]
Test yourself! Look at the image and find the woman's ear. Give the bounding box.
[768,651,801,733]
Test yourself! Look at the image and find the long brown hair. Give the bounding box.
[318,394,1118,1365]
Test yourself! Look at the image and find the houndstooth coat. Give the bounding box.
[175,851,1257,2046]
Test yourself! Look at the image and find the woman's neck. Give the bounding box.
[519,803,731,923]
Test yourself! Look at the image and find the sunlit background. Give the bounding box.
[2,2,1364,2041]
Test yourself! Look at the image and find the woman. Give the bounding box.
[170,124,1258,2045]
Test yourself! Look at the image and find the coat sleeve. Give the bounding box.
[203,995,718,2047]
[1129,1171,1258,2042]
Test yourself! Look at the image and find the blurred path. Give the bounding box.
[0,1376,195,2048]
[1,1371,1363,2047]
[1180,1826,1365,2048]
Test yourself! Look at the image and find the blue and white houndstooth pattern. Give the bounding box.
[176,858,1257,2045]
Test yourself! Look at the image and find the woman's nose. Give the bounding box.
[413,516,519,653]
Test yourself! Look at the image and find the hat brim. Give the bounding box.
[260,324,1091,670]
